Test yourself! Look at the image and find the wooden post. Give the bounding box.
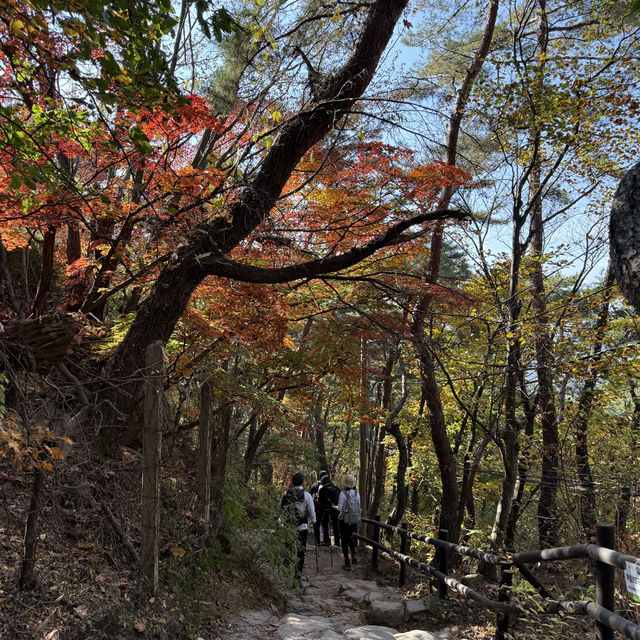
[399,521,408,587]
[495,564,513,640]
[438,528,449,599]
[141,341,163,595]
[595,522,615,640]
[197,381,214,537]
[372,514,381,570]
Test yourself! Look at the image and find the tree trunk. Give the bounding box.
[310,403,329,472]
[572,264,614,540]
[411,482,420,515]
[385,422,409,527]
[411,317,459,539]
[106,0,411,427]
[383,359,408,527]
[66,224,81,264]
[19,467,45,590]
[616,486,631,538]
[31,226,56,317]
[490,182,529,551]
[197,381,214,535]
[526,0,559,549]
[0,234,20,314]
[491,430,519,551]
[244,417,271,481]
[457,430,491,537]
[368,348,398,515]
[410,0,498,543]
[358,337,370,515]
[211,400,232,533]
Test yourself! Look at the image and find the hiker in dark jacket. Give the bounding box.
[336,474,361,570]
[280,472,316,587]
[318,474,340,546]
[309,470,327,545]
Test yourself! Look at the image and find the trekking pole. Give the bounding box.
[330,541,333,568]
[315,535,319,574]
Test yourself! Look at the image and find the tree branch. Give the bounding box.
[202,208,468,283]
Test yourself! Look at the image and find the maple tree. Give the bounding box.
[0,0,473,432]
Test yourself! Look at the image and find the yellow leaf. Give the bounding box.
[283,334,296,350]
[41,461,54,472]
[170,544,186,557]
[48,447,66,461]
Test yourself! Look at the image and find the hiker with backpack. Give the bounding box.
[309,470,328,545]
[279,472,316,587]
[318,473,340,547]
[336,474,361,570]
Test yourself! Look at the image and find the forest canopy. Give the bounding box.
[2,0,640,632]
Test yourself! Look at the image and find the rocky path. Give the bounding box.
[216,542,452,640]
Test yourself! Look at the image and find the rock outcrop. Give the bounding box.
[610,162,640,312]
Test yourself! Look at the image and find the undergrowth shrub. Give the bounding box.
[505,574,589,640]
[222,465,300,580]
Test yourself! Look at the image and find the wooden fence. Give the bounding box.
[356,516,640,640]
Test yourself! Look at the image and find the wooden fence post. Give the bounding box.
[399,521,408,587]
[596,522,615,640]
[197,381,214,538]
[438,528,449,599]
[372,514,380,570]
[141,341,163,595]
[495,564,513,640]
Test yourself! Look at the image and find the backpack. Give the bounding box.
[341,489,361,525]
[281,487,309,526]
[324,483,340,507]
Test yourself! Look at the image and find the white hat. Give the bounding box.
[343,474,356,489]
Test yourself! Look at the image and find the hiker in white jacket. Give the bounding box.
[336,474,361,570]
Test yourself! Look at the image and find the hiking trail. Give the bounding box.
[214,542,454,640]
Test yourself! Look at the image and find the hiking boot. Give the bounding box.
[351,556,357,564]
[342,563,351,571]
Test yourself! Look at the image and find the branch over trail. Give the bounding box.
[108,0,436,422]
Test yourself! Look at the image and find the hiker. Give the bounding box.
[318,473,340,546]
[309,470,328,545]
[280,471,316,587]
[337,474,361,570]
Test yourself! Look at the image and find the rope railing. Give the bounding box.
[360,516,640,569]
[357,516,640,640]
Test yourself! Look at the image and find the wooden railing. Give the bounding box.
[356,516,640,640]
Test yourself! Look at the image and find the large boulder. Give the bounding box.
[610,162,640,312]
